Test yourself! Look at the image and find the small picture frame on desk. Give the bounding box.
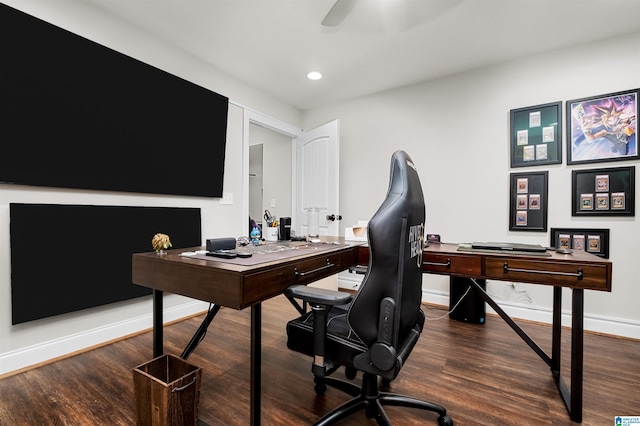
[510,101,562,168]
[509,171,548,231]
[550,227,610,258]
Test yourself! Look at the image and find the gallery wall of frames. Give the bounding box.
[508,87,638,258]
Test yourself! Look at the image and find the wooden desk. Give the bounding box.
[134,240,611,424]
[421,242,612,423]
[132,239,361,426]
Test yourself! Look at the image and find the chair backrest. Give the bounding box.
[348,150,425,348]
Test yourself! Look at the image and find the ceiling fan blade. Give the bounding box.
[321,0,359,26]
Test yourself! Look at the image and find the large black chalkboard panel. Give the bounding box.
[0,4,228,197]
[10,204,202,324]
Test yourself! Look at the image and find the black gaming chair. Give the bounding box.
[285,151,453,426]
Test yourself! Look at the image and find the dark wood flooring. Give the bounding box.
[0,295,638,425]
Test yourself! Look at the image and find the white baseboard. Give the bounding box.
[422,290,640,340]
[0,300,210,376]
[3,290,637,377]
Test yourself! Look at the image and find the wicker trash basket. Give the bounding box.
[132,354,202,426]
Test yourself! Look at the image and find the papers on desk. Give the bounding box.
[180,250,208,256]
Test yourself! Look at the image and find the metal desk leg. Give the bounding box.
[551,286,584,423]
[476,279,583,422]
[181,304,221,360]
[251,303,262,426]
[571,289,584,423]
[153,289,163,357]
[551,286,562,375]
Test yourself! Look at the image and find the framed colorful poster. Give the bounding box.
[566,89,638,165]
[510,102,562,167]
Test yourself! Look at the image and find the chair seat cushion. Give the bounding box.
[286,304,367,368]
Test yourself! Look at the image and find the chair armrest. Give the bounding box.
[286,285,353,376]
[286,285,352,306]
[348,265,368,275]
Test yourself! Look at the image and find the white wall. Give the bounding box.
[302,32,640,339]
[0,0,302,375]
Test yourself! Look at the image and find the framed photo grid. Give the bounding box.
[550,228,610,258]
[509,171,548,231]
[572,166,635,216]
[566,89,638,165]
[510,101,562,167]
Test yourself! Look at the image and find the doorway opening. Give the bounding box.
[248,123,292,233]
[241,108,301,236]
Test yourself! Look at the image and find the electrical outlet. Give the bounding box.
[219,192,233,205]
[271,198,276,208]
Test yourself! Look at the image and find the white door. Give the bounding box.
[294,119,341,237]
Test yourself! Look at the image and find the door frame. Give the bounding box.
[242,107,302,233]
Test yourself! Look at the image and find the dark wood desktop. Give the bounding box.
[420,242,612,423]
[133,239,611,424]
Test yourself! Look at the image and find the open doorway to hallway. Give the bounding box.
[248,123,292,234]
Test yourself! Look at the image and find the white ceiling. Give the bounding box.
[84,0,640,110]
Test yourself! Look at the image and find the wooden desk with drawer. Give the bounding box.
[421,242,612,423]
[133,238,362,426]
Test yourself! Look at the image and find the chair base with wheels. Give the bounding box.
[312,372,453,426]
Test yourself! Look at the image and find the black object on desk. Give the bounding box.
[278,217,291,240]
[206,250,238,259]
[206,237,236,252]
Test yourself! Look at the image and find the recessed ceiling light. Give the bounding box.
[307,71,323,80]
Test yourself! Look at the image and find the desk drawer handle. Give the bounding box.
[503,262,583,280]
[295,259,335,277]
[423,259,451,268]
